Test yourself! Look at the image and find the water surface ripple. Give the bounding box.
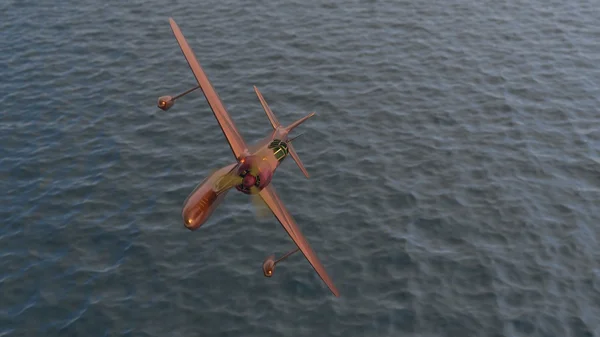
[2,0,600,336]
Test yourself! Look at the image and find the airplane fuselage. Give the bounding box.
[181,126,291,230]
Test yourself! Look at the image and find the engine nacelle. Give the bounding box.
[157,96,174,111]
[262,255,276,277]
[181,163,237,230]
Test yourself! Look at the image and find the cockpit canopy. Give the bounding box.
[268,139,289,162]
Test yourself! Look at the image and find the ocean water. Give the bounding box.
[2,0,600,336]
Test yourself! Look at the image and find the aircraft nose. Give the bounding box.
[242,174,256,188]
[182,198,210,231]
[183,215,202,231]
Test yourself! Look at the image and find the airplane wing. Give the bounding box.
[169,18,248,159]
[259,185,340,297]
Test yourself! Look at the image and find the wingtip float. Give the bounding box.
[157,18,339,297]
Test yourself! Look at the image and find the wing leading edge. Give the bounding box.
[169,18,248,159]
[258,185,340,297]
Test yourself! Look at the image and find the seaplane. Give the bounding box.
[157,18,339,297]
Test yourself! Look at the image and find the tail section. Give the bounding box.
[284,112,315,133]
[286,142,310,178]
[284,112,315,179]
[254,86,279,129]
[253,85,314,178]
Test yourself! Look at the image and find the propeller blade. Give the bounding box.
[251,193,270,219]
[214,173,242,194]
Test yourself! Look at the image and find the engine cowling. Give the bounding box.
[235,156,273,194]
[181,163,237,230]
[262,255,276,277]
[157,96,174,111]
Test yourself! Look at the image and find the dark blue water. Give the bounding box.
[2,1,600,336]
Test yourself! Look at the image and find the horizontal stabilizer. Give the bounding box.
[287,142,309,178]
[285,112,315,133]
[284,112,315,178]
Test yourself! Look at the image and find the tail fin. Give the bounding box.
[254,86,279,129]
[253,85,314,179]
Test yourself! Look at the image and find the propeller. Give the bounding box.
[251,194,271,219]
[211,158,272,221]
[239,160,272,220]
[213,169,242,195]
